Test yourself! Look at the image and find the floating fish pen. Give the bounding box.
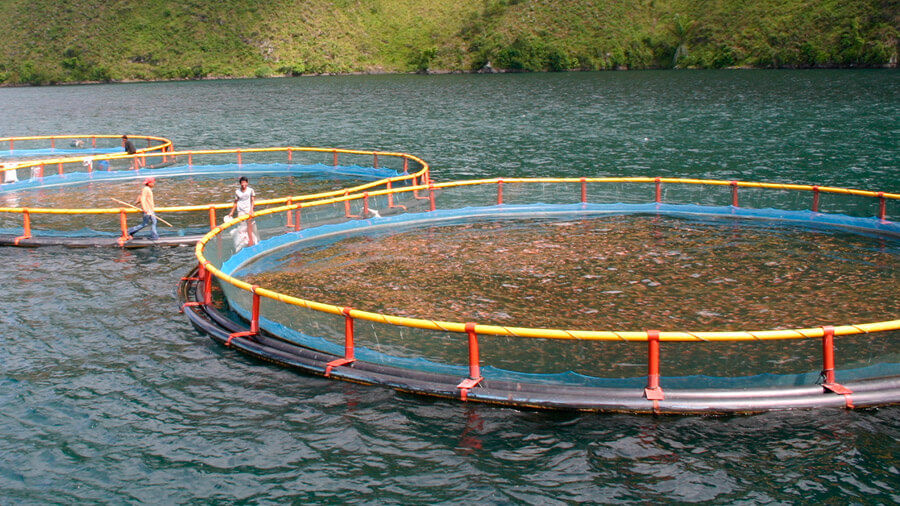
[0,146,430,247]
[179,177,900,413]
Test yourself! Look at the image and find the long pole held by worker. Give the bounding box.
[110,197,174,227]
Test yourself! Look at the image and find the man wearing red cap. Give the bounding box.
[127,177,158,240]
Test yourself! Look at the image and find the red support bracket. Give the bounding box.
[285,199,294,228]
[820,325,854,407]
[386,180,407,210]
[457,322,484,401]
[226,285,262,345]
[643,330,665,401]
[457,376,483,402]
[14,208,32,246]
[226,330,256,346]
[179,301,203,313]
[344,191,362,218]
[325,307,357,376]
[324,357,355,377]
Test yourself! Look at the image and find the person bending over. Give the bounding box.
[121,135,145,169]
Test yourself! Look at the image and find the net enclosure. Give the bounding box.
[0,146,430,247]
[180,177,900,413]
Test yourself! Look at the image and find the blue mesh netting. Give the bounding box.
[0,147,124,159]
[0,162,402,194]
[218,202,900,389]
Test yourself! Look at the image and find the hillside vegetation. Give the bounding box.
[0,0,896,85]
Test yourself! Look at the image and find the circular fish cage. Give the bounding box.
[179,177,900,413]
[0,146,430,247]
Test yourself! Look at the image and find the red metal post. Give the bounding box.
[249,287,260,333]
[730,181,739,207]
[581,177,587,203]
[456,322,485,400]
[202,265,212,305]
[465,322,482,380]
[497,179,504,205]
[91,137,96,148]
[197,263,207,287]
[812,186,820,212]
[820,325,853,400]
[821,325,836,384]
[188,153,193,168]
[429,184,436,211]
[655,177,662,203]
[119,209,128,236]
[324,307,357,376]
[208,206,216,230]
[373,153,379,169]
[294,208,301,231]
[342,307,355,361]
[14,209,32,245]
[286,199,294,227]
[403,158,409,174]
[878,192,886,220]
[363,193,370,217]
[58,162,63,176]
[237,150,242,166]
[344,191,353,217]
[644,330,665,400]
[288,148,293,162]
[333,150,338,168]
[51,137,55,149]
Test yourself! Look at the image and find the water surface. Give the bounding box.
[0,70,897,502]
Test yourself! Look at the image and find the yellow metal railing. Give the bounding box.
[0,146,430,242]
[192,176,899,398]
[195,177,900,342]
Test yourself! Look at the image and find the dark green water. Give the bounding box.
[1,71,897,502]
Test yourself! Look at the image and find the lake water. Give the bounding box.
[1,70,898,502]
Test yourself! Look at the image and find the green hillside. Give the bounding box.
[0,0,896,85]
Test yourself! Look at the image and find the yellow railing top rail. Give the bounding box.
[0,134,171,142]
[0,134,172,154]
[195,177,900,343]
